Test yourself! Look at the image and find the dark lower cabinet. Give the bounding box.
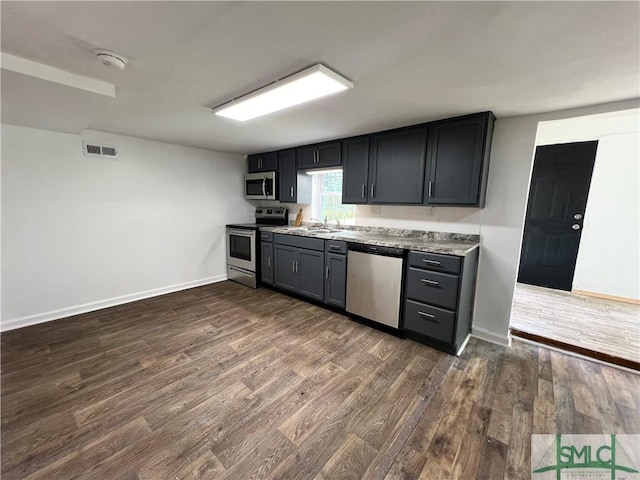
[274,244,297,292]
[261,242,274,285]
[273,234,325,301]
[298,249,324,301]
[402,249,479,354]
[324,251,347,309]
[425,112,495,207]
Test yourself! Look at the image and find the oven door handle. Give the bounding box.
[262,178,267,197]
[227,229,255,237]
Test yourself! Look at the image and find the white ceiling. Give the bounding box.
[1,1,638,154]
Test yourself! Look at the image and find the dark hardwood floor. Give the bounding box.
[2,281,638,479]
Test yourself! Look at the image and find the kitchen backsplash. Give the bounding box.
[252,200,482,235]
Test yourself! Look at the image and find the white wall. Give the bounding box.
[1,124,253,330]
[535,110,640,300]
[355,205,482,234]
[572,132,640,299]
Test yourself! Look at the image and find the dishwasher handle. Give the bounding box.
[348,243,403,257]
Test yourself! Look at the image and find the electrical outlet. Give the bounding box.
[371,206,381,215]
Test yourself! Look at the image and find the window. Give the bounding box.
[310,171,356,225]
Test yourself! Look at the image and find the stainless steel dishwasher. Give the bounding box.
[346,243,404,329]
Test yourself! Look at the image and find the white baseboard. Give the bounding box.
[1,275,227,332]
[471,326,512,347]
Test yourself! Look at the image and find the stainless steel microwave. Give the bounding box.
[245,172,277,200]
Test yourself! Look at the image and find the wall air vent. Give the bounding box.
[82,142,118,158]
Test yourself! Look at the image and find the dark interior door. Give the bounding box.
[518,141,598,291]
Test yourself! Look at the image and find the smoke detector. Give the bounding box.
[92,49,127,70]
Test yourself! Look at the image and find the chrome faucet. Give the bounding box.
[309,217,326,227]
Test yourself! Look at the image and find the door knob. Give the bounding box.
[572,224,581,230]
[574,213,583,220]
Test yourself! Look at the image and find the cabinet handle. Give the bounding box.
[421,279,440,286]
[418,311,437,321]
[361,184,366,198]
[428,181,433,197]
[326,267,330,280]
[295,261,299,273]
[329,245,341,250]
[290,186,294,198]
[292,261,295,273]
[370,184,375,198]
[268,257,271,268]
[422,259,441,265]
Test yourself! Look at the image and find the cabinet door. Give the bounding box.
[297,146,317,169]
[297,142,341,170]
[324,253,347,308]
[298,248,324,301]
[247,154,261,173]
[248,152,278,172]
[261,242,274,285]
[369,126,427,204]
[342,137,369,204]
[278,149,297,203]
[274,245,297,292]
[425,114,489,206]
[318,142,341,167]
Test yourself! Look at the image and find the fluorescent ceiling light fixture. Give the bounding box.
[305,168,343,175]
[213,64,352,121]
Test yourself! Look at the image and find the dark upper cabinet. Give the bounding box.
[368,126,427,204]
[424,112,495,207]
[297,249,325,301]
[297,141,341,170]
[249,112,494,208]
[341,136,370,204]
[248,152,278,173]
[278,149,312,204]
[324,252,347,308]
[261,242,274,286]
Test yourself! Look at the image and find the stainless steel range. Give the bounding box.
[226,208,288,288]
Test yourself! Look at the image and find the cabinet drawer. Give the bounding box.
[408,251,461,274]
[405,267,459,310]
[274,233,325,251]
[404,299,455,344]
[260,231,274,242]
[325,240,347,254]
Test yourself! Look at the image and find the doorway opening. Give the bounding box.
[509,109,640,369]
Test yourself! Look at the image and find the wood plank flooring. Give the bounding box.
[510,283,640,365]
[2,281,639,479]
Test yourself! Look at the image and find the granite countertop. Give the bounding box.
[267,225,479,256]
